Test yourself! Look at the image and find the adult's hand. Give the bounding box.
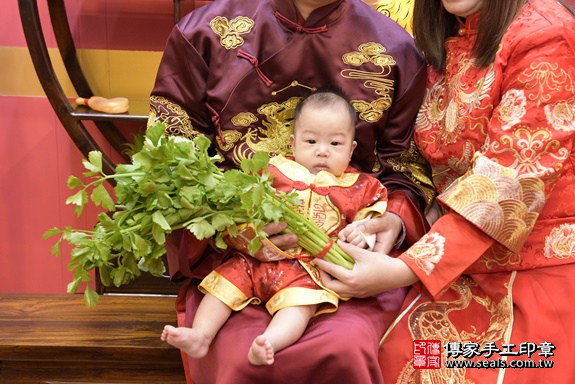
[314,241,418,298]
[362,212,403,254]
[223,221,298,262]
[263,221,299,250]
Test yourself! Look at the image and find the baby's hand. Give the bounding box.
[338,224,367,249]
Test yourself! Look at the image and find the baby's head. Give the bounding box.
[291,88,357,176]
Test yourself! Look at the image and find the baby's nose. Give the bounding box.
[316,145,329,156]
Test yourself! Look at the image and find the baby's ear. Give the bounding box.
[351,140,358,153]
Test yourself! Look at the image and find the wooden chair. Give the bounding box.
[17,0,150,175]
[17,0,193,294]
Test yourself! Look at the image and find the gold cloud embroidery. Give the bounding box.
[210,16,254,50]
[341,42,395,122]
[387,140,436,208]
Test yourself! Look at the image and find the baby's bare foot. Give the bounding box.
[248,335,275,365]
[161,325,211,359]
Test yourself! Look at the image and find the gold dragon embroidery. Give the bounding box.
[223,97,301,166]
[387,140,436,209]
[371,0,414,35]
[397,277,511,383]
[148,95,197,139]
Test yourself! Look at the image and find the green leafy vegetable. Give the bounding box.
[44,123,354,307]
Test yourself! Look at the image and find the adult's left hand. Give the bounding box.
[361,212,403,254]
[314,241,418,298]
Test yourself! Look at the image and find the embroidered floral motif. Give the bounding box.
[544,98,575,132]
[478,244,521,269]
[497,89,527,131]
[490,127,568,180]
[210,16,254,50]
[544,224,575,259]
[518,62,575,106]
[405,232,445,275]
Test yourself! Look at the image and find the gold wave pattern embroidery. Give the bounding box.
[229,97,300,166]
[371,0,414,35]
[209,16,254,50]
[341,42,395,122]
[387,140,436,209]
[148,95,197,139]
[544,97,575,132]
[518,62,575,107]
[405,232,445,275]
[544,224,575,259]
[398,277,511,383]
[439,154,546,254]
[416,57,494,146]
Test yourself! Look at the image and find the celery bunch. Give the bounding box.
[44,123,354,307]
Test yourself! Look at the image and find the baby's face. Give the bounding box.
[290,105,357,176]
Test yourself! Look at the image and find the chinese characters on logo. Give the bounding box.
[413,341,555,370]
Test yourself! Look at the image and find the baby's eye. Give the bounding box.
[306,140,316,144]
[331,141,341,146]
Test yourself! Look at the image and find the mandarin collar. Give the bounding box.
[271,0,346,28]
[270,155,360,187]
[456,11,480,36]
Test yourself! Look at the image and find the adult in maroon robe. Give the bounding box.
[149,0,433,382]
